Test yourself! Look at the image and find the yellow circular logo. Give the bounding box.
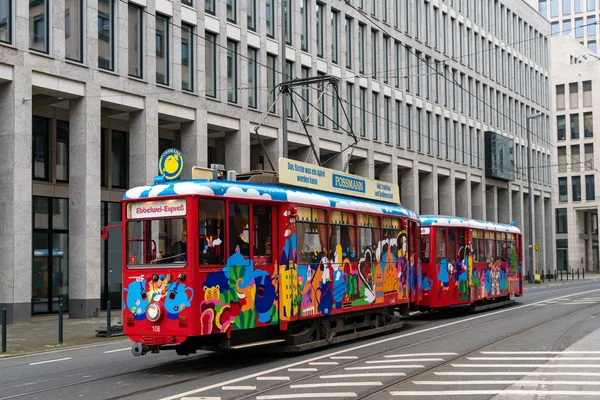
[159,148,184,180]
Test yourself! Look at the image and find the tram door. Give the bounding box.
[408,220,422,303]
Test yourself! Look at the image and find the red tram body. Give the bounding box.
[417,216,523,312]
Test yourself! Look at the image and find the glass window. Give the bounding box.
[229,203,249,258]
[128,4,143,78]
[182,0,194,6]
[248,47,258,108]
[564,19,572,36]
[329,212,357,264]
[111,130,127,188]
[316,2,324,57]
[359,23,365,73]
[267,54,277,113]
[585,143,594,170]
[128,218,188,266]
[588,16,596,36]
[551,21,560,36]
[331,9,339,64]
[156,15,169,85]
[198,199,225,265]
[583,81,592,107]
[98,0,114,70]
[556,84,565,110]
[383,35,389,83]
[205,33,217,98]
[584,112,593,137]
[205,0,215,13]
[285,0,292,44]
[345,17,352,69]
[570,82,579,108]
[589,0,596,11]
[563,0,571,15]
[575,17,584,38]
[421,234,430,264]
[435,227,446,262]
[559,177,568,202]
[589,41,597,53]
[573,176,582,201]
[575,0,583,13]
[0,0,11,44]
[556,209,568,234]
[572,144,581,172]
[65,0,83,62]
[286,61,294,118]
[248,0,256,31]
[539,0,547,15]
[266,0,275,38]
[551,0,559,17]
[56,120,69,183]
[297,208,328,264]
[301,0,308,51]
[252,205,273,266]
[586,175,596,200]
[372,92,379,141]
[227,0,236,23]
[558,146,567,173]
[181,24,194,91]
[227,40,238,103]
[30,0,49,53]
[33,116,49,181]
[557,115,566,140]
[360,88,367,137]
[570,113,580,139]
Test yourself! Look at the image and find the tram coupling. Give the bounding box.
[131,342,153,357]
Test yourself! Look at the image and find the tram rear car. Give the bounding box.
[417,216,523,312]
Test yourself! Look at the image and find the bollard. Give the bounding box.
[567,269,569,280]
[2,308,6,353]
[583,269,586,280]
[555,269,557,282]
[578,268,580,280]
[571,269,574,280]
[561,269,563,281]
[107,301,112,338]
[58,303,63,345]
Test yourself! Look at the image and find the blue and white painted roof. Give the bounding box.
[123,179,419,220]
[419,215,522,234]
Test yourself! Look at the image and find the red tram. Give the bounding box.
[120,154,422,356]
[417,216,523,312]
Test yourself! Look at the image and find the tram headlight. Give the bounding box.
[146,303,161,322]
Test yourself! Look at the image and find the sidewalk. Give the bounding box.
[523,270,600,287]
[0,311,127,358]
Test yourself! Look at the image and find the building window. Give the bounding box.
[589,0,596,11]
[267,54,277,113]
[575,18,584,38]
[33,116,49,181]
[589,41,597,53]
[205,33,217,98]
[396,101,402,146]
[559,177,568,202]
[101,129,128,189]
[385,97,391,144]
[227,40,238,103]
[539,0,547,15]
[65,0,83,62]
[556,84,565,110]
[359,23,365,73]
[572,144,580,172]
[156,15,169,85]
[286,61,294,118]
[56,120,69,183]
[302,67,310,120]
[346,82,353,131]
[383,36,389,83]
[101,201,123,309]
[205,0,214,14]
[301,0,309,51]
[227,0,236,23]
[551,21,560,36]
[360,88,367,137]
[331,9,339,64]
[586,175,595,200]
[584,112,593,137]
[0,0,12,44]
[318,73,325,126]
[285,0,292,44]
[128,4,143,78]
[558,146,567,173]
[557,115,566,140]
[556,208,567,234]
[573,176,581,201]
[266,0,275,38]
[371,30,378,79]
[372,92,379,141]
[248,48,258,109]
[316,2,324,57]
[32,197,69,314]
[575,0,583,13]
[570,113,580,139]
[30,0,50,53]
[588,16,596,36]
[570,82,579,109]
[585,143,594,170]
[181,24,194,91]
[345,17,352,69]
[407,105,412,150]
[182,0,193,6]
[248,0,257,31]
[583,80,592,107]
[98,0,114,70]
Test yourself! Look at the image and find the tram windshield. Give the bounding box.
[127,218,187,267]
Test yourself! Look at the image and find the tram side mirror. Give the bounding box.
[101,228,109,241]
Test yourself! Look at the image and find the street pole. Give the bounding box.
[526,113,541,284]
[281,0,288,159]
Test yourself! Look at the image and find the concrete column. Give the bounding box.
[455,177,470,218]
[0,72,33,323]
[377,160,396,186]
[544,197,555,274]
[399,161,419,212]
[498,187,511,224]
[486,186,498,223]
[471,180,485,220]
[180,109,208,179]
[354,149,375,179]
[431,168,440,215]
[534,194,545,275]
[52,0,66,60]
[512,190,523,231]
[420,172,435,215]
[224,120,251,173]
[116,0,129,76]
[289,145,312,164]
[69,85,102,318]
[130,97,159,188]
[438,171,454,216]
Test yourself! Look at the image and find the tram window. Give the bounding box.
[448,229,457,261]
[507,234,516,261]
[198,199,225,266]
[382,217,401,257]
[420,234,431,263]
[330,225,357,263]
[496,233,507,261]
[436,227,446,262]
[127,218,187,266]
[472,230,481,262]
[457,228,466,253]
[253,205,272,266]
[229,203,250,259]
[297,222,328,264]
[486,238,495,262]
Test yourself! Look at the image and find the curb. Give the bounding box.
[0,337,130,359]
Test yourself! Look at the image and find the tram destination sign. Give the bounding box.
[128,199,187,219]
[278,157,400,204]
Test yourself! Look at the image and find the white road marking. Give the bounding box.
[330,356,358,360]
[103,348,130,354]
[157,287,600,400]
[390,390,600,396]
[435,371,600,376]
[481,351,600,355]
[321,373,407,378]
[28,357,72,366]
[452,363,600,368]
[290,382,382,388]
[288,368,318,372]
[309,362,339,365]
[384,353,457,358]
[468,357,600,361]
[256,393,357,399]
[256,376,290,381]
[366,358,444,364]
[221,386,256,391]
[345,365,424,370]
[414,380,600,386]
[181,397,221,400]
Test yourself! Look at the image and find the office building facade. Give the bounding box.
[538,0,600,52]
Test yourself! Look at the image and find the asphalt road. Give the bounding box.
[1,280,600,400]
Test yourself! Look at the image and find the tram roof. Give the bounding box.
[123,179,419,220]
[419,215,522,234]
